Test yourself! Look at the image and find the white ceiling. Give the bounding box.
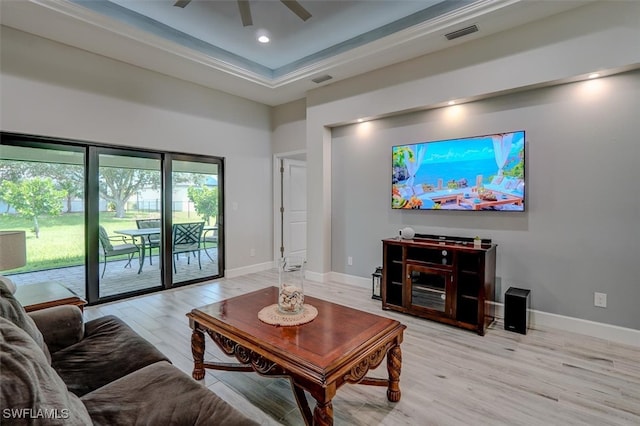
[0,0,591,106]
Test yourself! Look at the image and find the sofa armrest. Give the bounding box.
[28,305,85,353]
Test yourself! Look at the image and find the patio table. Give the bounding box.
[114,226,216,272]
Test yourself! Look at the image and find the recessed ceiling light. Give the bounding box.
[588,73,600,79]
[256,29,270,44]
[357,118,364,123]
[448,101,456,106]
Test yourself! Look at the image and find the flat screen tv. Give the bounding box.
[392,130,525,211]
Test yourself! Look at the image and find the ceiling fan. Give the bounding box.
[174,1,312,27]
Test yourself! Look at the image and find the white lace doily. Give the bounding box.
[258,304,318,326]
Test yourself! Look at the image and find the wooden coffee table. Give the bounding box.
[187,287,406,425]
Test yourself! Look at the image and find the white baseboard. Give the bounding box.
[305,270,332,284]
[331,272,640,348]
[496,304,640,348]
[329,272,370,288]
[225,262,331,282]
[225,261,274,278]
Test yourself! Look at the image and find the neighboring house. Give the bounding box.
[135,176,217,214]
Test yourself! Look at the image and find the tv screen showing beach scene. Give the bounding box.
[392,131,525,211]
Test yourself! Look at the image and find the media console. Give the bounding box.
[382,234,496,335]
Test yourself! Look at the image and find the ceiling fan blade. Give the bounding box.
[280,0,312,22]
[173,0,191,8]
[237,0,253,27]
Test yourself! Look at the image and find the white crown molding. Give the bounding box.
[14,0,527,90]
[22,0,274,87]
[2,0,592,105]
[267,0,527,87]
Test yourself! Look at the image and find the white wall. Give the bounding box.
[0,26,273,272]
[271,98,306,156]
[305,1,640,329]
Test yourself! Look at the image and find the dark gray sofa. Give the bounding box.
[0,281,258,425]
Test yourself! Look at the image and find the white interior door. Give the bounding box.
[282,159,307,259]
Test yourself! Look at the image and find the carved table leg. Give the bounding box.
[386,344,402,402]
[191,326,205,380]
[290,380,313,426]
[312,401,333,426]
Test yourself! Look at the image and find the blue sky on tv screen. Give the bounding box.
[393,131,525,187]
[420,132,524,164]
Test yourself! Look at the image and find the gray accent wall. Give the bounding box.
[302,1,640,331]
[306,1,640,288]
[331,71,640,330]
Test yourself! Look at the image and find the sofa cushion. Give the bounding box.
[29,305,85,353]
[82,361,259,426]
[0,317,93,426]
[0,281,51,364]
[51,315,169,397]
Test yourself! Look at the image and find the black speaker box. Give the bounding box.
[504,287,530,334]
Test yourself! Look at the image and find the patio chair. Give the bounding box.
[202,226,218,262]
[172,222,204,273]
[98,226,140,278]
[136,219,161,265]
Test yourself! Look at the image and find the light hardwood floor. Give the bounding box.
[83,270,640,425]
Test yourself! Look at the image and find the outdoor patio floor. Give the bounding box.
[7,249,219,300]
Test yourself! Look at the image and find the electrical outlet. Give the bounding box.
[347,256,353,266]
[250,248,255,257]
[594,292,607,308]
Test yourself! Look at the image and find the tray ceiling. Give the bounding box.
[0,0,591,105]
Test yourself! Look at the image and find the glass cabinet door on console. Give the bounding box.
[407,265,452,316]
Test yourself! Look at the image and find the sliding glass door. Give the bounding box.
[2,133,224,305]
[171,157,223,284]
[94,149,163,299]
[0,143,86,299]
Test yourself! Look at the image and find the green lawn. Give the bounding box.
[0,211,205,272]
